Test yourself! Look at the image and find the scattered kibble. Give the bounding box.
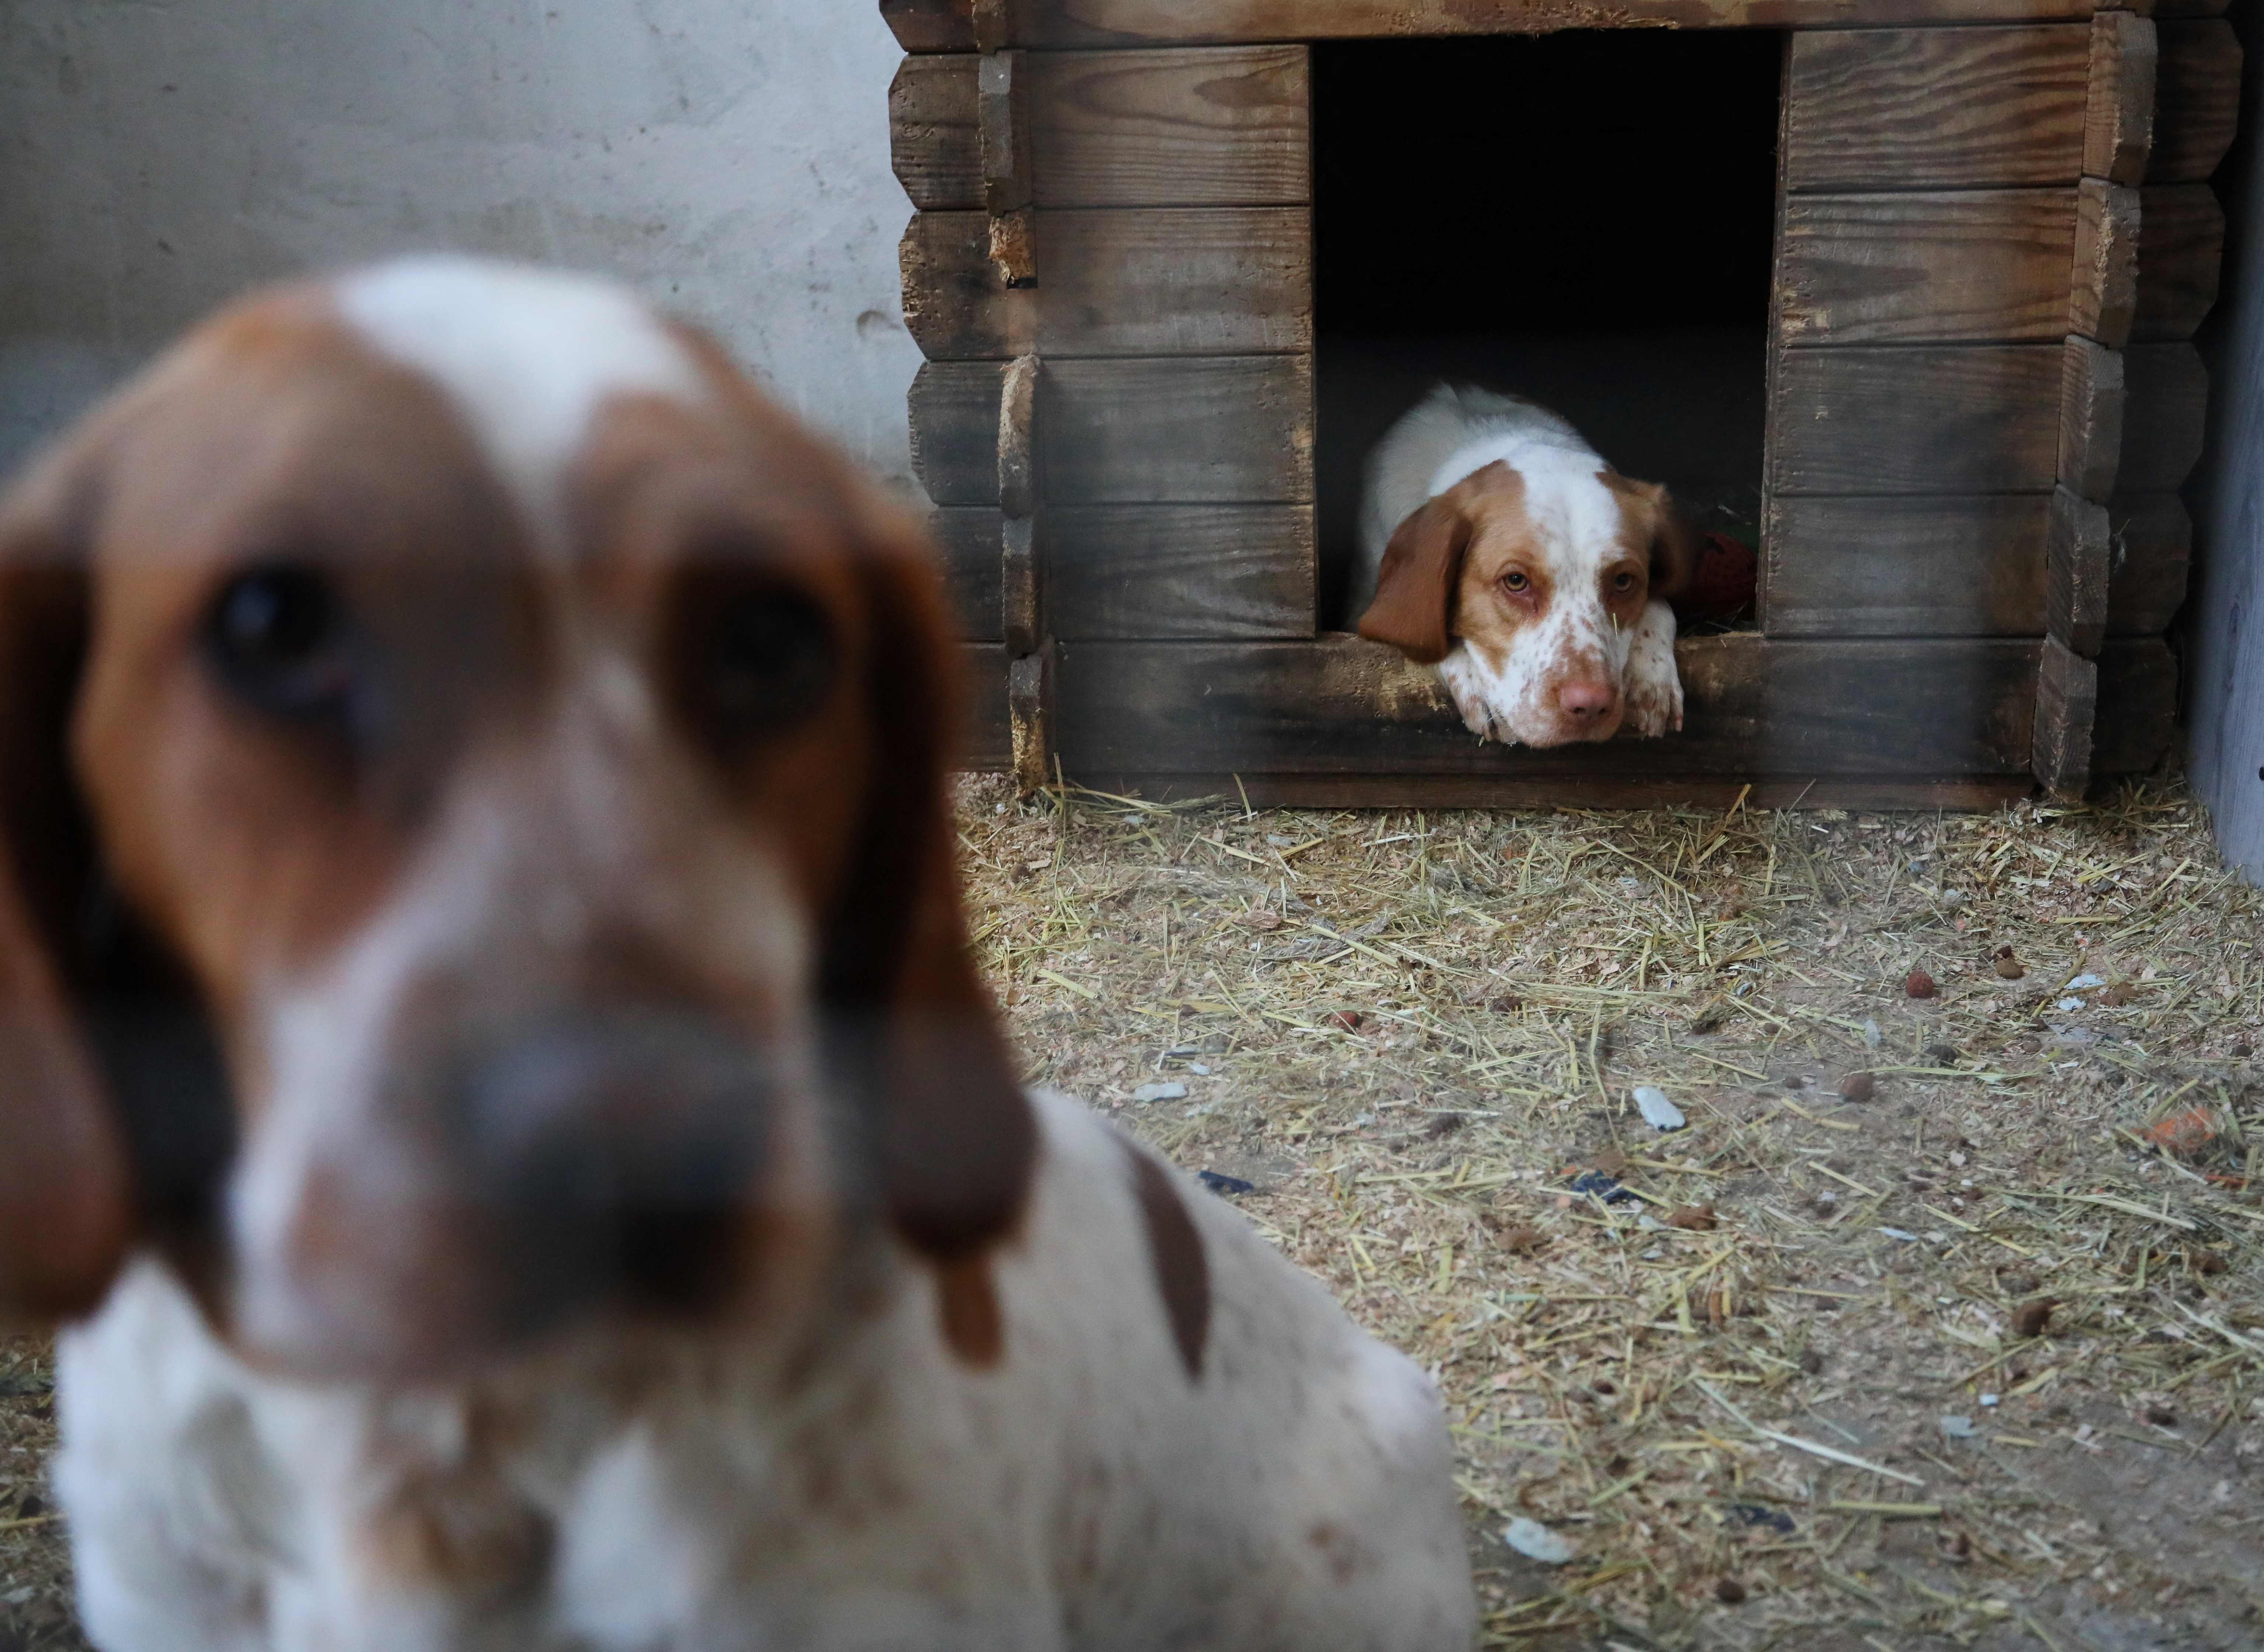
[1905,968,1938,999]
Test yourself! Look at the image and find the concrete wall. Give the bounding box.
[0,0,922,491]
[2192,2,2264,883]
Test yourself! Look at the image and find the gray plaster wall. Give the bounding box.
[2192,2,2264,883]
[0,0,923,491]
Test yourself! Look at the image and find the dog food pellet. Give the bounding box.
[1905,968,1937,998]
[1838,1072,1876,1103]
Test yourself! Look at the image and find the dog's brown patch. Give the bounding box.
[1120,1139,1209,1382]
[934,1253,1004,1367]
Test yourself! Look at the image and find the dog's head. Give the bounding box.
[0,257,1031,1382]
[1357,458,1696,746]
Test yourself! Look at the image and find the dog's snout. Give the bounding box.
[457,1012,771,1333]
[1555,678,1618,720]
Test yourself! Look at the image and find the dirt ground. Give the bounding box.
[5,778,2262,1652]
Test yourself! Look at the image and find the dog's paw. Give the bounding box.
[1621,602,1683,738]
[1622,671,1683,739]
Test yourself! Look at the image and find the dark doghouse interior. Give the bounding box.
[1313,30,1783,629]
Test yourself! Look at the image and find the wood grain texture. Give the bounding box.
[2105,491,2191,635]
[2046,482,2112,655]
[958,642,1011,769]
[1011,0,2097,49]
[1769,346,2060,496]
[884,0,977,54]
[1762,494,2046,636]
[1076,774,2040,810]
[930,506,1007,639]
[2133,182,2226,341]
[2147,19,2242,183]
[2091,635,2177,774]
[998,351,1039,518]
[1776,190,2078,346]
[891,55,981,209]
[1049,503,1314,638]
[899,208,1311,358]
[1008,646,1054,793]
[2032,633,2098,794]
[2120,339,2209,491]
[980,50,1032,214]
[910,359,1008,504]
[1783,27,2089,193]
[1053,633,2040,777]
[1032,46,1308,207]
[2070,178,2141,346]
[2085,11,2159,185]
[2058,333,2126,502]
[1043,355,1314,503]
[890,46,1308,209]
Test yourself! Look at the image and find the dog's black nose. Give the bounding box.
[454,1010,772,1337]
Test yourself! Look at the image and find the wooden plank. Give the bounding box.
[2069,178,2141,346]
[2120,340,2209,492]
[930,506,1006,639]
[1031,46,1308,208]
[1054,633,2041,777]
[980,50,1033,216]
[2085,11,2159,186]
[1043,355,1313,503]
[2057,333,2126,502]
[957,642,1011,769]
[2147,19,2242,183]
[891,56,981,210]
[1783,27,2089,194]
[899,208,1311,358]
[1762,494,2046,637]
[2045,482,2112,656]
[1769,346,2060,496]
[1008,647,1054,793]
[1049,504,1314,638]
[884,0,976,53]
[1776,190,2078,346]
[1014,0,2098,49]
[2132,182,2225,341]
[999,353,1040,652]
[2105,492,2191,635]
[1079,774,2038,810]
[2092,636,2178,774]
[2032,634,2098,794]
[909,359,1007,505]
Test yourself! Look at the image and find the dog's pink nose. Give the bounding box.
[1556,679,1617,719]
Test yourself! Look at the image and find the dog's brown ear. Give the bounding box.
[1358,480,1482,665]
[0,441,135,1319]
[1646,485,1702,606]
[820,504,1035,1364]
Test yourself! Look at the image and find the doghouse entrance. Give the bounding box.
[1313,30,1784,629]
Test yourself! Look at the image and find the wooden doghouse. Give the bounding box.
[886,0,2241,807]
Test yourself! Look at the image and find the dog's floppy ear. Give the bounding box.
[1358,469,1493,665]
[0,438,135,1319]
[819,506,1035,1365]
[1645,484,1701,606]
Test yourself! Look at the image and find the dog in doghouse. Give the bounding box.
[0,257,1476,1652]
[1356,384,1742,748]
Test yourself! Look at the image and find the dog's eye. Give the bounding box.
[204,564,356,722]
[1500,570,1530,593]
[704,585,836,733]
[1612,571,1639,594]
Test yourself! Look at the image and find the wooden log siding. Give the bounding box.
[1769,346,2062,496]
[900,207,1312,358]
[885,0,2102,52]
[1782,27,2090,192]
[1762,496,2047,637]
[2147,20,2243,184]
[890,47,1308,210]
[1776,190,2079,346]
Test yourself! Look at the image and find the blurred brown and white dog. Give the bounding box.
[0,258,1474,1652]
[1354,385,1696,747]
